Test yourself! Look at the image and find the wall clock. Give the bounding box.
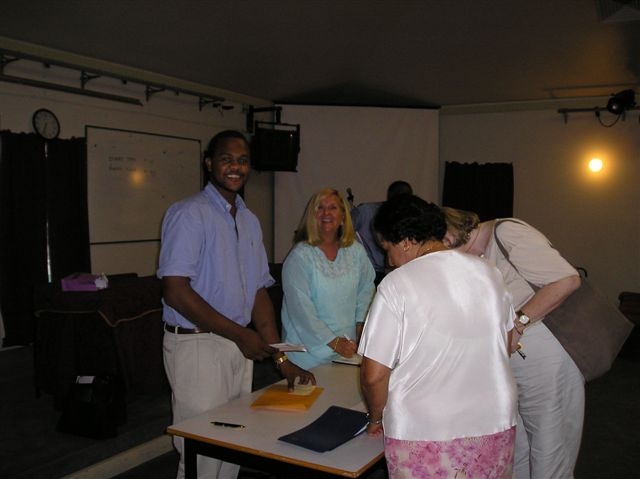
[32,108,60,140]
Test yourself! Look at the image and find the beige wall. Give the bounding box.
[273,105,440,262]
[440,102,640,303]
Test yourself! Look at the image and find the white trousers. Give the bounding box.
[163,330,253,479]
[511,323,585,479]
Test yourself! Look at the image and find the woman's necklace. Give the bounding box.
[417,240,446,258]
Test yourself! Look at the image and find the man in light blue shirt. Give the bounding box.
[351,180,413,285]
[158,130,314,479]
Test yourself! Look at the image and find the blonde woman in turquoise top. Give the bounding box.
[281,188,376,370]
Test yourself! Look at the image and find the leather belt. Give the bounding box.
[164,324,208,334]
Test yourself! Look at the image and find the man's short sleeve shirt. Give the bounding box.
[157,183,273,328]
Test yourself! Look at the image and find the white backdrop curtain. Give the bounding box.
[273,105,439,262]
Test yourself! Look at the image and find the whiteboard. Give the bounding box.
[87,126,201,243]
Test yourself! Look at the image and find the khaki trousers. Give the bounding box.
[163,330,253,479]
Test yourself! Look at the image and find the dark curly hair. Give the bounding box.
[374,195,447,245]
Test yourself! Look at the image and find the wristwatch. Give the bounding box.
[273,354,289,368]
[516,310,531,329]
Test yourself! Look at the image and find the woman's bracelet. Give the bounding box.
[365,412,382,425]
[331,337,342,351]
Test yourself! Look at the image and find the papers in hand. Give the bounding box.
[270,342,307,352]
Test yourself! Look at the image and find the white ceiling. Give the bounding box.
[0,0,639,107]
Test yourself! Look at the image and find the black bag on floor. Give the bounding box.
[57,374,126,439]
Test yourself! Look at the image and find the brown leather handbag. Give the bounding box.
[494,219,634,381]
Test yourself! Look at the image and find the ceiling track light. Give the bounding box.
[606,89,636,115]
[557,89,639,126]
[0,48,229,110]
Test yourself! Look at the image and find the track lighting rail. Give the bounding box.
[0,48,228,110]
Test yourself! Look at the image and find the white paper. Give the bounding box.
[76,375,95,384]
[95,273,109,290]
[270,343,307,352]
[332,354,362,366]
[290,383,316,396]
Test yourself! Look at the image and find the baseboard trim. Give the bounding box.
[61,434,174,479]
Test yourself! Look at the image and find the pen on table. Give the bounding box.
[211,421,245,429]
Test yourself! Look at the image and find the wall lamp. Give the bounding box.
[558,89,639,127]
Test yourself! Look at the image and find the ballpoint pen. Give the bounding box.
[211,421,245,429]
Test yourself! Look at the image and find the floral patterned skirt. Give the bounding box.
[384,427,515,479]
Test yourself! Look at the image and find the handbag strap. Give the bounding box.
[493,219,539,292]
[494,220,586,296]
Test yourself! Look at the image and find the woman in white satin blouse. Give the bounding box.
[358,195,518,479]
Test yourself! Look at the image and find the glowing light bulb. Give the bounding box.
[589,158,603,173]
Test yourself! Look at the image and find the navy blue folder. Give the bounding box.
[278,406,368,452]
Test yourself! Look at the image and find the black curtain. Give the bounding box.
[0,132,89,346]
[47,137,90,280]
[442,161,514,221]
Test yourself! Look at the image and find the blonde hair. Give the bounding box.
[293,188,355,247]
[441,206,480,248]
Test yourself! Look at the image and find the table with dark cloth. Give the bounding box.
[33,275,168,408]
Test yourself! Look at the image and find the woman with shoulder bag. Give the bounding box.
[442,207,582,479]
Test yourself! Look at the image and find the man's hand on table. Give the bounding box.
[278,360,316,392]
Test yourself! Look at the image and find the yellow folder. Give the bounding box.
[250,384,324,411]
